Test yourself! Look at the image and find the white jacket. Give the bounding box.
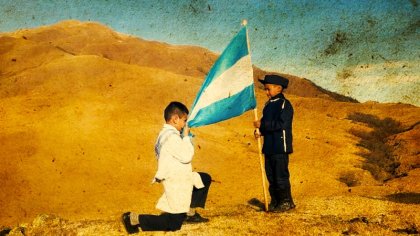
[154,124,204,213]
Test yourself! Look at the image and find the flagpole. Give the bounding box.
[242,19,269,212]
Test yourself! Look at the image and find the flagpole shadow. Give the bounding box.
[247,198,266,212]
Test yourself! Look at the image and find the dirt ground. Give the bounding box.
[0,21,419,235]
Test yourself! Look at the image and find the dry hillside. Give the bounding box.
[0,21,419,235]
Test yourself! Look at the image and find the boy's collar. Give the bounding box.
[269,93,284,101]
[163,124,179,132]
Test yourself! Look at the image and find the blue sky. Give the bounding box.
[1,0,419,105]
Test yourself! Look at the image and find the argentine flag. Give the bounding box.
[188,26,256,127]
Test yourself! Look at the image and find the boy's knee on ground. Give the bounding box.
[167,213,186,231]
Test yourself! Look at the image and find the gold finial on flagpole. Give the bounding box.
[241,19,248,26]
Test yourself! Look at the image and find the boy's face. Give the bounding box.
[171,113,188,132]
[264,84,283,98]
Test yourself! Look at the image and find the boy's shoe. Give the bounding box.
[121,212,139,234]
[268,202,278,211]
[271,202,295,213]
[184,213,209,224]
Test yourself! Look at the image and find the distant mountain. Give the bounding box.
[1,20,356,102]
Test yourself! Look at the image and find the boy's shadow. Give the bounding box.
[247,198,266,212]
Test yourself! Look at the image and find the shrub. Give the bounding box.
[347,113,404,182]
[339,171,361,187]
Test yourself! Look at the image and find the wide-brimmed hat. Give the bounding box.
[258,74,289,88]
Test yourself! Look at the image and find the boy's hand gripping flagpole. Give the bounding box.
[242,20,269,212]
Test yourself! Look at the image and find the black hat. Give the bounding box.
[258,74,289,88]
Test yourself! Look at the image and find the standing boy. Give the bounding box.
[122,101,211,233]
[254,74,295,212]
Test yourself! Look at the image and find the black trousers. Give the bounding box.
[138,213,186,231]
[264,154,291,204]
[138,172,211,231]
[190,172,211,208]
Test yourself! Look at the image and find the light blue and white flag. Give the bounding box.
[187,26,256,127]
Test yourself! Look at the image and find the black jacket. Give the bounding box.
[259,93,293,155]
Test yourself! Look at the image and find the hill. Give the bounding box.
[0,20,419,235]
[1,20,356,102]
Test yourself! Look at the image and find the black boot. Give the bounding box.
[286,186,296,209]
[121,212,140,234]
[271,188,295,213]
[270,189,285,212]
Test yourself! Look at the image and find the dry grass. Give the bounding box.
[4,203,419,236]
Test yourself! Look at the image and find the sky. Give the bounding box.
[1,0,419,105]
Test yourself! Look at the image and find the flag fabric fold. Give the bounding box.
[188,26,256,127]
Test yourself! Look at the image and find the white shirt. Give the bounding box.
[154,124,204,213]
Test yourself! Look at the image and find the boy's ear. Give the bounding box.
[167,114,176,124]
[172,114,180,123]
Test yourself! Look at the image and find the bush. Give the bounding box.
[347,113,404,182]
[339,171,361,187]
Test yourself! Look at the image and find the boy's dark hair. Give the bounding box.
[164,101,189,122]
